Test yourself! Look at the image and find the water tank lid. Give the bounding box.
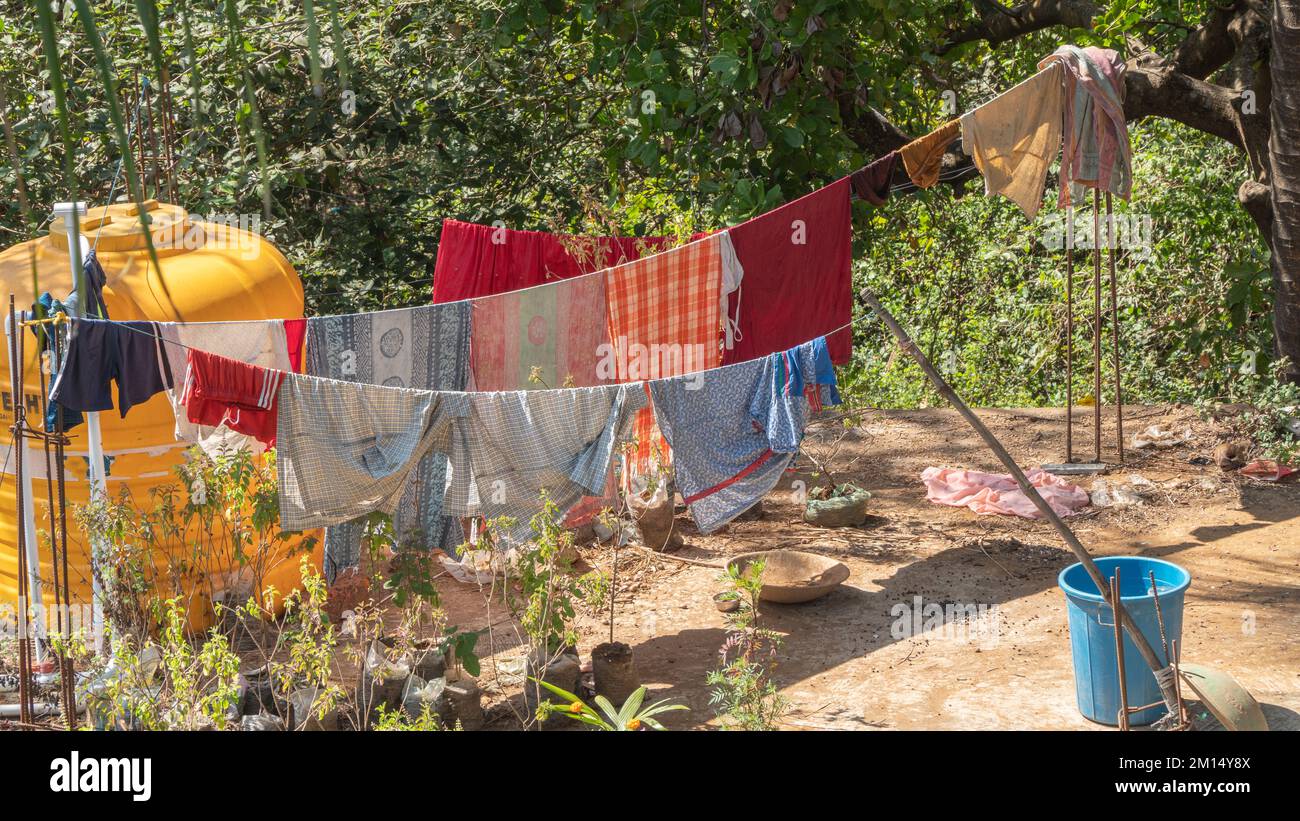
[48,201,189,253]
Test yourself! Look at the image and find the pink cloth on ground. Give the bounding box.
[921,467,1090,519]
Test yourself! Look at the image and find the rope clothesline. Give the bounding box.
[42,310,862,395]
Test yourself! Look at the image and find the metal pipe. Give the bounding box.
[1111,571,1130,730]
[1092,188,1102,463]
[52,328,76,728]
[1065,205,1074,463]
[1106,192,1124,464]
[8,297,31,725]
[53,201,106,654]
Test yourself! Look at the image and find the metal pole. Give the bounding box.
[51,327,76,728]
[1106,193,1125,464]
[8,297,32,725]
[5,307,44,665]
[1111,571,1130,730]
[52,202,106,654]
[1091,188,1102,463]
[859,288,1180,712]
[1065,205,1074,463]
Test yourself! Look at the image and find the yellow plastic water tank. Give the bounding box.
[0,201,321,631]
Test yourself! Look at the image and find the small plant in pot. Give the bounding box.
[798,448,870,528]
[626,449,682,552]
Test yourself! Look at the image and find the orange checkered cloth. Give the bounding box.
[605,234,725,473]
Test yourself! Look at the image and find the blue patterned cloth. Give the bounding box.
[305,302,471,580]
[649,338,839,533]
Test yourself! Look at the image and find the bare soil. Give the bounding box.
[439,404,1300,730]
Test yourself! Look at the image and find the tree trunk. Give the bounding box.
[1271,0,1300,382]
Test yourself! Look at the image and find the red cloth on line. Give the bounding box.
[181,349,286,447]
[723,175,855,366]
[432,219,675,303]
[284,318,308,373]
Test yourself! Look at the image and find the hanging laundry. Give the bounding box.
[440,383,647,545]
[649,338,840,534]
[284,318,307,373]
[159,318,297,458]
[960,63,1064,218]
[30,251,113,432]
[470,271,610,392]
[432,218,675,304]
[30,301,79,432]
[180,349,285,447]
[49,318,173,418]
[605,233,727,472]
[899,121,960,189]
[726,175,856,366]
[849,152,898,207]
[469,272,621,526]
[276,373,469,534]
[920,466,1089,519]
[62,250,111,321]
[1037,46,1132,206]
[305,302,471,578]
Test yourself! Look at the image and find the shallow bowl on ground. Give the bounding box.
[726,550,850,604]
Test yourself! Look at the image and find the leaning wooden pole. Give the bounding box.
[859,288,1179,711]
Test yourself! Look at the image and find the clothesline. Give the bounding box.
[43,312,862,387]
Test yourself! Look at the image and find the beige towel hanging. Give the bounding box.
[960,64,1064,218]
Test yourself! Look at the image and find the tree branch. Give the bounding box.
[937,0,1098,55]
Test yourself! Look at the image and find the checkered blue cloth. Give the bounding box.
[276,372,469,534]
[441,383,647,543]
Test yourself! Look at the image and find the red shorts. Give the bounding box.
[182,349,285,447]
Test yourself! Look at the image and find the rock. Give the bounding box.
[1210,402,1255,421]
[326,567,371,624]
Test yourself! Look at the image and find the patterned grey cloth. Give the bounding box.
[305,302,471,579]
[276,373,468,533]
[441,383,647,544]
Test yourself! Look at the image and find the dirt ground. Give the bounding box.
[436,404,1300,731]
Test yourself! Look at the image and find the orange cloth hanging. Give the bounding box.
[899,120,960,189]
[605,234,725,473]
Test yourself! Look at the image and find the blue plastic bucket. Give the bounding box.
[1058,556,1191,726]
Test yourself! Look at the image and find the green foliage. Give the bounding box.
[0,1,1280,412]
[496,492,602,653]
[531,677,687,731]
[852,121,1270,410]
[74,447,314,640]
[373,701,446,731]
[1196,359,1300,464]
[91,597,242,731]
[708,559,788,730]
